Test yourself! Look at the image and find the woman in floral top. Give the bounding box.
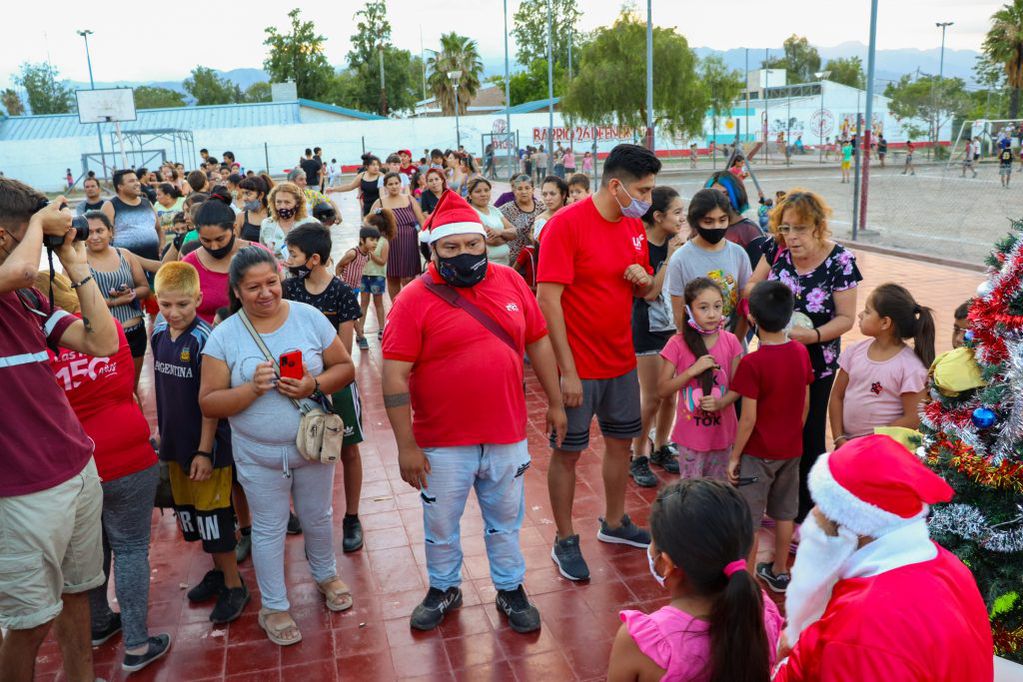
[748,189,861,522]
[499,174,544,263]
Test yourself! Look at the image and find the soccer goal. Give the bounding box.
[946,119,1023,169]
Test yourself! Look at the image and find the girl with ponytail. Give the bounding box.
[608,479,782,682]
[656,277,744,480]
[828,282,934,446]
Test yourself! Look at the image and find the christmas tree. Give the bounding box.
[920,218,1023,663]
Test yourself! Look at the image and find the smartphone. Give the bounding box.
[736,476,759,487]
[279,350,303,381]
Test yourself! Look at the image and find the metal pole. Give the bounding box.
[420,25,427,101]
[935,22,953,153]
[264,142,270,175]
[645,0,654,150]
[858,0,880,239]
[852,93,862,239]
[378,45,387,116]
[744,48,749,154]
[764,49,770,163]
[547,0,555,159]
[454,85,461,149]
[786,95,791,167]
[504,0,513,179]
[78,30,108,179]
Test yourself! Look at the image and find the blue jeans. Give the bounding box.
[421,440,530,592]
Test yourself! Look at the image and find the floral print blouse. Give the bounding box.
[763,240,862,379]
[500,199,544,263]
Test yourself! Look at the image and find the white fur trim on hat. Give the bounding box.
[426,221,487,244]
[808,452,928,538]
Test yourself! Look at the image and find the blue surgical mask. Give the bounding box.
[647,546,666,588]
[614,182,651,219]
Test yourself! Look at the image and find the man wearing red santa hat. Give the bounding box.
[773,434,993,681]
[382,190,567,634]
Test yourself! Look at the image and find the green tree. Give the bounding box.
[824,56,865,89]
[427,33,484,116]
[347,48,422,115]
[981,0,1023,118]
[15,62,73,115]
[494,59,567,106]
[700,55,745,142]
[263,8,335,101]
[133,85,186,109]
[347,0,392,68]
[2,88,24,116]
[511,0,582,68]
[763,34,822,84]
[244,82,272,103]
[561,12,707,138]
[884,74,970,147]
[183,66,238,105]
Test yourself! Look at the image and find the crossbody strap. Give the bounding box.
[237,309,307,413]
[419,273,519,354]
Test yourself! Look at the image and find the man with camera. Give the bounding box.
[0,177,118,682]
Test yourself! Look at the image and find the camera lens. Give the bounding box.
[70,215,90,241]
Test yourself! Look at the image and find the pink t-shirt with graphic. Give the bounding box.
[838,339,928,438]
[660,331,742,452]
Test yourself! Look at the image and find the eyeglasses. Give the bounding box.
[777,224,813,236]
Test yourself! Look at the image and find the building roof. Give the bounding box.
[496,97,561,115]
[0,99,383,142]
[414,84,507,116]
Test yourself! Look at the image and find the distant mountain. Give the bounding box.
[67,68,270,102]
[691,42,980,86]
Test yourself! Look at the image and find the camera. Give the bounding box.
[37,199,90,248]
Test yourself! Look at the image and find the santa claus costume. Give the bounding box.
[773,435,993,681]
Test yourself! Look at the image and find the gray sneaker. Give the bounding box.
[649,445,680,474]
[597,514,651,548]
[551,534,590,581]
[629,456,658,488]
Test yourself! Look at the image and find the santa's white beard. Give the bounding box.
[784,514,860,644]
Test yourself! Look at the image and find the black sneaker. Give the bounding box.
[287,511,303,535]
[629,456,658,488]
[210,582,250,624]
[409,587,462,631]
[649,445,680,474]
[235,533,252,563]
[187,570,224,603]
[756,562,791,593]
[496,585,541,633]
[91,611,122,646]
[121,634,171,673]
[597,515,651,548]
[551,534,590,581]
[342,515,363,553]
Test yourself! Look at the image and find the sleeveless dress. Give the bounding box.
[90,248,142,326]
[386,198,422,278]
[360,175,380,216]
[240,210,262,242]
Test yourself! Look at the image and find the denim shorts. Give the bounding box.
[361,275,386,295]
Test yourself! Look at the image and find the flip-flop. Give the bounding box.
[258,608,302,646]
[317,577,354,612]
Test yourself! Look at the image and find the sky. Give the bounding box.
[0,0,1002,85]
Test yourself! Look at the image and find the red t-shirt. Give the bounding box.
[382,263,548,448]
[49,321,155,482]
[536,197,651,379]
[731,340,814,459]
[0,288,93,496]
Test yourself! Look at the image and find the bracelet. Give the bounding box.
[193,450,213,458]
[814,328,821,344]
[69,275,93,289]
[311,378,320,397]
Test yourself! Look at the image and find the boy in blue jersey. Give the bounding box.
[152,262,249,623]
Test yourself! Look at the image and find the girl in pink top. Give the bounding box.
[610,479,783,682]
[657,278,743,480]
[829,283,934,445]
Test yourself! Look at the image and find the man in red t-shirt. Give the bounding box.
[0,178,119,682]
[382,190,566,633]
[536,143,660,581]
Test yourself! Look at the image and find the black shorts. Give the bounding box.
[169,462,237,554]
[124,322,148,358]
[633,328,674,356]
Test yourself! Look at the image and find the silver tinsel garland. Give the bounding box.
[929,503,1023,553]
[991,339,1023,466]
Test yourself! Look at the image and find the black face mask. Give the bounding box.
[205,234,235,260]
[696,226,727,245]
[436,252,488,288]
[288,262,312,279]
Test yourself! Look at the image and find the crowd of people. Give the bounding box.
[0,139,997,681]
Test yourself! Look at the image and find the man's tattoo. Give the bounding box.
[82,316,93,333]
[383,392,410,408]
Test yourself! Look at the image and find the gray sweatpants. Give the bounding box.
[232,434,337,612]
[88,463,158,649]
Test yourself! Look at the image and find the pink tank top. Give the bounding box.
[339,247,370,289]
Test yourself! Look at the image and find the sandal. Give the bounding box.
[317,576,354,612]
[258,608,302,646]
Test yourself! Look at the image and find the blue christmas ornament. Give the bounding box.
[964,330,975,343]
[972,407,997,429]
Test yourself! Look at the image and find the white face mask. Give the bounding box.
[647,546,666,588]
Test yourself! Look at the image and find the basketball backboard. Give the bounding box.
[76,88,137,124]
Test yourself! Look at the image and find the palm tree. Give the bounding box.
[982,0,1023,118]
[426,33,483,116]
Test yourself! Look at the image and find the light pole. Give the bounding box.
[378,44,388,116]
[814,70,831,164]
[448,70,463,150]
[645,0,654,150]
[935,22,953,149]
[503,0,513,179]
[546,0,555,159]
[77,29,108,180]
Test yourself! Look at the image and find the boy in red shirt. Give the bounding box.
[728,280,814,592]
[537,144,659,581]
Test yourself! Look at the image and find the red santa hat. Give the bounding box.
[419,190,487,245]
[808,434,954,538]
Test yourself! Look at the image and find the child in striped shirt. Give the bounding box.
[337,227,381,350]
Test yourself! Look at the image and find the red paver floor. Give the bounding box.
[34,244,983,682]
